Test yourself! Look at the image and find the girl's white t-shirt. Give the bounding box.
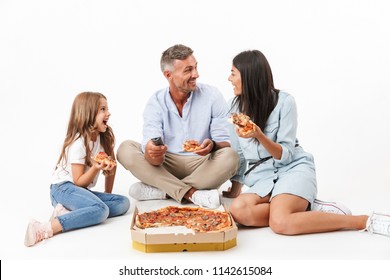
[51,136,104,189]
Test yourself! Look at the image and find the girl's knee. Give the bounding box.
[95,203,110,223]
[118,196,130,216]
[108,196,131,218]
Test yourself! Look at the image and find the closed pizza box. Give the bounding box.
[130,204,238,253]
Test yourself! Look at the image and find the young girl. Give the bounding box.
[226,50,390,237]
[24,92,130,247]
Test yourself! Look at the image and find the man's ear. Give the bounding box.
[163,70,171,80]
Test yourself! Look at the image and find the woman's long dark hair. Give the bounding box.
[231,50,279,131]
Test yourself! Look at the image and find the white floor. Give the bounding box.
[2,167,390,279]
[5,176,390,260]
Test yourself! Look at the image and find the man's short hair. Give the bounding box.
[160,44,193,72]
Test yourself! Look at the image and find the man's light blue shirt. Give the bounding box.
[142,83,230,155]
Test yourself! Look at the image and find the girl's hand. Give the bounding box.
[92,159,116,177]
[91,158,115,171]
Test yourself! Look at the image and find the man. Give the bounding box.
[117,44,239,208]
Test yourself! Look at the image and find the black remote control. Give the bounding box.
[151,137,164,146]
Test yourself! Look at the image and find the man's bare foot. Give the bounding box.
[184,187,197,202]
[222,181,242,198]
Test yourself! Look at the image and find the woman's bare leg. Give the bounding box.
[269,194,368,235]
[229,193,271,226]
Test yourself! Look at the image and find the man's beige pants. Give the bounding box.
[117,140,239,202]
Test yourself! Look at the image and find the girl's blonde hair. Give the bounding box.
[56,92,115,175]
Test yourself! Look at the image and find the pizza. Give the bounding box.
[182,140,202,152]
[93,151,117,166]
[228,113,256,135]
[135,206,232,232]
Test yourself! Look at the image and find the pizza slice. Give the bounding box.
[228,113,256,135]
[182,140,202,152]
[92,151,117,166]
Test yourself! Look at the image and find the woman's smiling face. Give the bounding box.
[228,65,242,96]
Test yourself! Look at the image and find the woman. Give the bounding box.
[226,50,389,236]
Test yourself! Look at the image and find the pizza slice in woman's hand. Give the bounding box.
[228,113,256,135]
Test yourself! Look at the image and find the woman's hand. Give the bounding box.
[235,122,262,139]
[236,122,282,160]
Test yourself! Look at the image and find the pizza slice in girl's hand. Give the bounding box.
[228,113,256,135]
[182,140,202,152]
[92,152,117,166]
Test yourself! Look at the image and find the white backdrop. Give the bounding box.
[1,0,390,277]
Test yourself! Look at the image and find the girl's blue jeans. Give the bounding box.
[50,181,130,232]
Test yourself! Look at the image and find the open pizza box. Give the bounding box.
[130,200,238,253]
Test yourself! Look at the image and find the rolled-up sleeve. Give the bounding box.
[274,95,298,165]
[228,123,247,184]
[142,96,163,152]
